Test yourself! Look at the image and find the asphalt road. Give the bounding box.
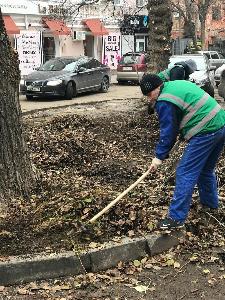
[19,76,224,114]
[20,83,142,114]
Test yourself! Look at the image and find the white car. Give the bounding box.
[215,64,225,86]
[169,54,215,97]
[198,51,225,70]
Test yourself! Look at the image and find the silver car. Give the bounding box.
[20,56,111,100]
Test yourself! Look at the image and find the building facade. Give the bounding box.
[0,0,121,76]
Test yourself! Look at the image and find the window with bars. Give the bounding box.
[136,0,145,8]
[114,0,123,6]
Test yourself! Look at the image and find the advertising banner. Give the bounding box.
[102,33,121,69]
[16,31,42,76]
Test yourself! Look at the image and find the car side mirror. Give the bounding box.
[77,66,86,73]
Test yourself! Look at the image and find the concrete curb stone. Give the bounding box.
[0,231,185,286]
[90,237,147,272]
[0,252,91,286]
[146,231,184,256]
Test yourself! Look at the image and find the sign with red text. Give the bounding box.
[102,33,121,69]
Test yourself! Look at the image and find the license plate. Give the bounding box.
[123,67,132,71]
[27,86,40,92]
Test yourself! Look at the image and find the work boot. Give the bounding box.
[157,217,184,230]
[199,205,219,217]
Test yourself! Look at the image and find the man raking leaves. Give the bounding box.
[140,74,225,230]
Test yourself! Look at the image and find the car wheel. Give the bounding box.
[26,95,33,100]
[100,76,109,92]
[65,82,75,100]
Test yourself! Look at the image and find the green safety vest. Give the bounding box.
[157,81,225,140]
[158,69,171,82]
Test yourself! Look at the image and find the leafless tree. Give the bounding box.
[171,0,218,50]
[172,0,198,50]
[196,0,212,50]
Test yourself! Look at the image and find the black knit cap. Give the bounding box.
[140,74,163,96]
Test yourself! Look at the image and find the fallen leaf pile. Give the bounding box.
[0,105,224,257]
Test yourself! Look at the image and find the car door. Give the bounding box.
[91,59,104,87]
[75,58,91,91]
[85,58,100,88]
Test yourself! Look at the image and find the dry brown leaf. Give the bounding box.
[17,288,29,295]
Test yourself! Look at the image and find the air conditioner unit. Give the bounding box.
[73,31,86,41]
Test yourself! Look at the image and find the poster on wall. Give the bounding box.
[16,31,42,76]
[102,33,121,69]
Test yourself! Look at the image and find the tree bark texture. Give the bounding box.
[0,10,36,202]
[147,0,173,72]
[183,0,198,49]
[197,0,211,50]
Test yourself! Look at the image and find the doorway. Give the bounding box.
[84,35,94,57]
[135,35,145,52]
[43,36,55,63]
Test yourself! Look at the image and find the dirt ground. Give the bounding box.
[0,97,224,298]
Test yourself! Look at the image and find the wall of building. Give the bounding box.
[59,36,84,57]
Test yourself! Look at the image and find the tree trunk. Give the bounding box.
[200,20,206,50]
[198,0,211,50]
[184,0,198,50]
[147,0,173,72]
[0,10,37,202]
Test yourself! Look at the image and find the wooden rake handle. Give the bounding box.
[89,169,151,224]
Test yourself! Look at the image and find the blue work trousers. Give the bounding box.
[169,125,225,223]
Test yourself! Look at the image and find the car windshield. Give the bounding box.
[119,54,141,65]
[39,59,78,71]
[169,56,207,71]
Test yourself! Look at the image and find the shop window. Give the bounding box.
[43,36,55,63]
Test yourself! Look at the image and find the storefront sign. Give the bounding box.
[16,31,42,76]
[120,15,149,34]
[102,33,121,69]
[0,0,39,15]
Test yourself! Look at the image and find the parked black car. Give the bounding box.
[169,54,216,97]
[20,56,111,100]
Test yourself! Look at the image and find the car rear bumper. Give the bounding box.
[117,71,144,81]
